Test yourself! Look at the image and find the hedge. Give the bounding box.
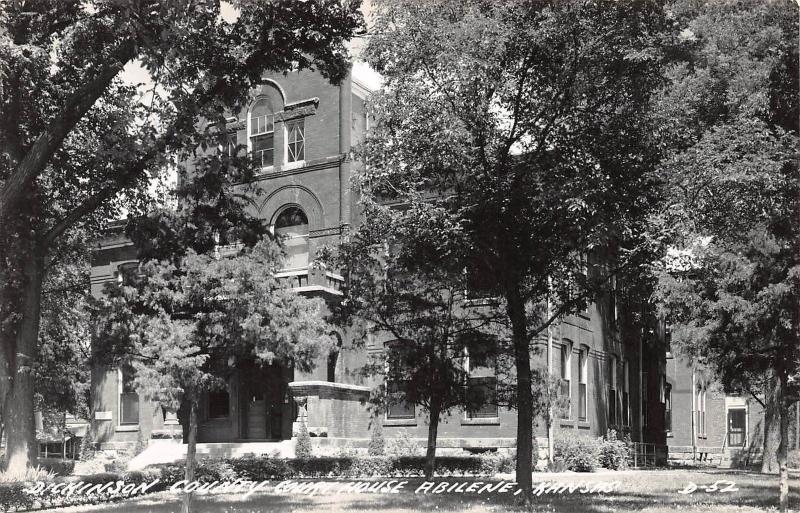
[0,469,165,512]
[156,453,515,482]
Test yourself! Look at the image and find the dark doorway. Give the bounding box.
[240,362,290,440]
[727,408,746,447]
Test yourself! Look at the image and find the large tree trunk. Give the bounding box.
[506,287,533,500]
[3,252,44,473]
[424,398,442,480]
[182,397,198,513]
[762,376,782,473]
[777,375,789,512]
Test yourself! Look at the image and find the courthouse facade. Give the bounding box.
[88,68,669,456]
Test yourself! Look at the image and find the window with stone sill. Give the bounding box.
[119,364,139,426]
[385,341,415,420]
[558,342,572,420]
[578,346,589,422]
[465,348,498,419]
[249,99,275,168]
[286,118,305,163]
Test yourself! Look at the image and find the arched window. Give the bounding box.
[274,206,309,269]
[250,99,275,168]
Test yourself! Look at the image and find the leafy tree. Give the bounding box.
[337,204,503,478]
[0,0,362,472]
[358,0,667,497]
[368,420,385,456]
[94,240,331,513]
[651,1,798,509]
[295,420,313,460]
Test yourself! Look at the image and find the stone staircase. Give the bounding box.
[127,440,295,471]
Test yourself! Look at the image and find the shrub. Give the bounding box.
[37,458,75,476]
[0,466,56,483]
[788,449,800,469]
[133,431,147,457]
[229,456,293,480]
[387,432,422,456]
[368,422,385,456]
[79,430,95,462]
[295,420,312,459]
[477,452,514,475]
[553,431,600,472]
[599,429,631,470]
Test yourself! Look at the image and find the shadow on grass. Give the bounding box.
[39,471,800,513]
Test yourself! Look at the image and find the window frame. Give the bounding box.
[559,342,572,420]
[385,341,416,420]
[285,118,305,164]
[465,347,499,420]
[118,365,139,427]
[206,387,231,420]
[578,346,588,422]
[249,100,276,169]
[622,358,630,427]
[608,355,618,426]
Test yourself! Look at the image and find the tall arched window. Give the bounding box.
[250,99,275,168]
[274,206,309,269]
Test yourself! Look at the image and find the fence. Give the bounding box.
[631,442,668,468]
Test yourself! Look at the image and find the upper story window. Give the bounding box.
[250,99,276,168]
[286,119,305,163]
[274,206,309,269]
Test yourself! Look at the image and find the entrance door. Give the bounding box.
[245,389,267,439]
[727,408,746,447]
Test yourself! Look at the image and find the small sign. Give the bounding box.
[94,411,113,420]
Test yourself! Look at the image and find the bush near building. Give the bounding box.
[553,431,634,472]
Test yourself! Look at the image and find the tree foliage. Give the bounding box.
[0,0,362,471]
[357,0,668,496]
[651,1,798,509]
[336,202,504,478]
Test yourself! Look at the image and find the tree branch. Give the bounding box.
[0,40,137,224]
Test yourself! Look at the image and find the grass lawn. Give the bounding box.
[37,468,799,513]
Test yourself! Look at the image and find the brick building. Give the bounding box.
[665,348,768,467]
[88,67,668,459]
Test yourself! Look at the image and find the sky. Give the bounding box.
[120,1,381,93]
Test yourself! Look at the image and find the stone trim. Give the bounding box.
[309,226,343,238]
[251,154,345,182]
[288,381,371,401]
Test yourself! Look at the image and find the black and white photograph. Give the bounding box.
[0,1,798,512]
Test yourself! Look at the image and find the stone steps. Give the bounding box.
[127,439,295,471]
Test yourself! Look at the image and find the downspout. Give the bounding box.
[639,322,644,444]
[691,365,696,460]
[547,278,554,463]
[338,66,353,230]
